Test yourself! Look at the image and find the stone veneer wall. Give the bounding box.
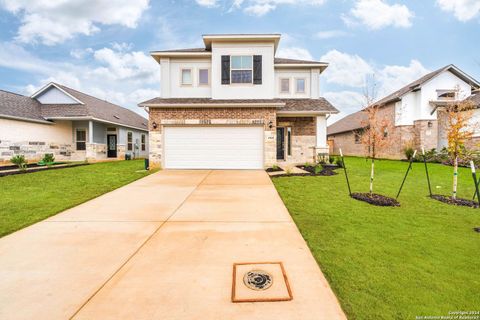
[277,117,317,164]
[148,107,277,169]
[328,131,365,156]
[0,139,75,164]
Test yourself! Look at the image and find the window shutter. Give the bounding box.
[253,55,262,84]
[221,55,230,84]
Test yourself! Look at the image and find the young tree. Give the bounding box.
[360,78,394,194]
[443,100,475,199]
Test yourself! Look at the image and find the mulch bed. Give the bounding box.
[430,194,479,208]
[0,163,89,177]
[266,167,283,172]
[473,227,480,233]
[271,168,338,178]
[351,192,400,207]
[296,165,338,175]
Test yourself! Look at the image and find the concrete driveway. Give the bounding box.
[0,170,345,320]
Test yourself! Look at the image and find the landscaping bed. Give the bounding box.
[0,162,88,177]
[296,165,338,176]
[265,166,283,172]
[351,192,400,207]
[430,194,479,208]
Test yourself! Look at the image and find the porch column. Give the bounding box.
[316,115,327,149]
[88,120,93,143]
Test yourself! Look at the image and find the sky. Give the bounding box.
[0,0,479,123]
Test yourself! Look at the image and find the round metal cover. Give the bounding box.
[243,270,273,291]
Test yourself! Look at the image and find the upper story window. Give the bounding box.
[231,55,253,84]
[296,78,306,93]
[181,69,192,86]
[436,89,457,101]
[280,78,290,93]
[198,69,209,86]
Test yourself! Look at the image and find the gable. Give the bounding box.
[35,86,80,105]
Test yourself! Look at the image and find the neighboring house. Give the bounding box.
[0,83,149,163]
[327,65,480,159]
[139,34,338,169]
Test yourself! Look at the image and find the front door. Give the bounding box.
[107,134,117,158]
[276,127,285,160]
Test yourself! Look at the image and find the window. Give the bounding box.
[76,129,86,150]
[437,90,457,100]
[287,127,292,156]
[383,128,389,138]
[296,78,305,93]
[141,134,146,151]
[354,132,361,144]
[181,69,192,85]
[127,132,133,151]
[280,78,290,93]
[231,55,252,83]
[199,69,209,85]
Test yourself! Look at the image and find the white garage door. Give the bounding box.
[164,126,264,169]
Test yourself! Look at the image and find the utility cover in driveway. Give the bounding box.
[164,126,264,169]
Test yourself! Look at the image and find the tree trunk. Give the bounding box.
[370,158,375,194]
[452,156,458,199]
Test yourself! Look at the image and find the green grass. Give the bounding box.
[273,157,480,320]
[0,160,155,237]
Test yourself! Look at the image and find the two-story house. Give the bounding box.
[327,64,480,158]
[139,34,338,169]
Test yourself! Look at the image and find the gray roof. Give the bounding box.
[139,97,338,113]
[0,84,148,130]
[327,110,368,135]
[466,91,480,107]
[374,64,480,107]
[0,90,46,122]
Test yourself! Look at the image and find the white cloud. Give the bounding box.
[344,0,414,30]
[227,0,327,16]
[70,48,93,59]
[436,0,480,21]
[315,30,349,39]
[276,47,313,60]
[0,41,158,116]
[320,50,374,87]
[0,0,150,45]
[195,0,218,7]
[377,60,429,96]
[324,91,365,124]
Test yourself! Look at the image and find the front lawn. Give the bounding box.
[273,157,480,320]
[0,160,154,237]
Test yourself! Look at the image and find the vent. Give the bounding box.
[113,115,120,119]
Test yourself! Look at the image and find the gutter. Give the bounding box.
[0,114,54,124]
[139,102,286,108]
[44,116,148,132]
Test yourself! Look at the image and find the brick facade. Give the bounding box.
[277,117,317,164]
[148,107,277,168]
[328,103,436,159]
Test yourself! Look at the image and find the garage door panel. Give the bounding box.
[164,126,263,169]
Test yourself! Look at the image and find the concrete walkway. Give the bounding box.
[0,170,345,320]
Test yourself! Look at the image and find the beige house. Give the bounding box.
[0,83,149,163]
[327,65,480,159]
[139,34,338,169]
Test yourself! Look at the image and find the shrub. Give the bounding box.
[10,155,27,171]
[335,157,343,168]
[328,156,335,164]
[314,165,322,174]
[42,153,55,164]
[404,146,415,160]
[304,162,312,167]
[272,164,279,170]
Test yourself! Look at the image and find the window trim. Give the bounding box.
[354,131,362,144]
[280,78,290,94]
[287,127,292,156]
[141,134,146,151]
[295,78,306,94]
[127,131,133,151]
[198,68,210,86]
[75,128,87,151]
[230,55,253,84]
[180,68,193,86]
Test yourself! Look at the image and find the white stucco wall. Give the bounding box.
[211,42,275,99]
[420,70,471,119]
[35,87,79,104]
[274,69,311,98]
[395,91,418,126]
[168,58,212,98]
[0,118,73,142]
